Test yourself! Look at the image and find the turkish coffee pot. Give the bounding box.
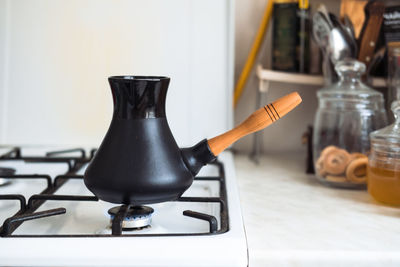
[84,76,302,205]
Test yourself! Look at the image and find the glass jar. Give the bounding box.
[368,102,400,205]
[313,59,388,188]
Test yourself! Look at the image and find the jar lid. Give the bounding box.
[371,101,400,144]
[318,59,383,102]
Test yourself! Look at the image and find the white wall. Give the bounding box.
[233,0,340,153]
[0,0,7,140]
[1,0,342,153]
[0,0,233,147]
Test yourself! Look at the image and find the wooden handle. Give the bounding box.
[207,92,302,156]
[339,0,367,39]
[357,1,385,66]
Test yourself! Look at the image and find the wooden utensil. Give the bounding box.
[208,92,302,155]
[340,0,368,39]
[358,1,385,67]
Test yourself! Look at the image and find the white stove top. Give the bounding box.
[0,147,248,266]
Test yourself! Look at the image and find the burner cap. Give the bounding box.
[0,167,16,186]
[108,205,154,230]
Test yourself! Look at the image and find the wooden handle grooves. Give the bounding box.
[207,92,302,156]
[264,103,280,121]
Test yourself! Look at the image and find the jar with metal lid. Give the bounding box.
[368,102,400,205]
[313,59,388,188]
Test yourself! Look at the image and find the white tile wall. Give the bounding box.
[0,0,234,147]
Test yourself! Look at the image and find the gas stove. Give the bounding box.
[0,146,248,266]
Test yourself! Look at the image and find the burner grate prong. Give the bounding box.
[194,176,223,181]
[27,194,98,209]
[183,210,218,233]
[0,147,21,159]
[1,208,66,237]
[111,205,130,236]
[46,148,86,158]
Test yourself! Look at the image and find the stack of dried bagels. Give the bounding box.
[315,146,368,184]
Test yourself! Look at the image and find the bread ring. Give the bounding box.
[323,148,351,175]
[325,175,347,183]
[320,146,338,157]
[350,152,367,161]
[345,157,368,184]
[316,146,340,176]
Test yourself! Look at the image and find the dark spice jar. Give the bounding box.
[272,0,298,72]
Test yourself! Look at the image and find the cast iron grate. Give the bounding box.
[0,147,95,172]
[0,148,229,237]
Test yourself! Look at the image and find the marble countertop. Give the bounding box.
[234,153,400,267]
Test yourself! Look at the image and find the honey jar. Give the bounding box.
[368,102,400,206]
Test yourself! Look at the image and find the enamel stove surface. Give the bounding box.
[0,147,248,266]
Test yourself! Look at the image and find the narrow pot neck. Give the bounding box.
[108,76,170,119]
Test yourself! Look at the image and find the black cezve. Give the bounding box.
[84,76,301,205]
[84,76,216,205]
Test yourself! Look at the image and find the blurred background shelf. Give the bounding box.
[250,64,387,163]
[256,65,386,91]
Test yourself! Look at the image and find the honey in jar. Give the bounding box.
[367,164,400,206]
[368,101,400,206]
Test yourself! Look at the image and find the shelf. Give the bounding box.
[256,65,386,91]
[251,64,388,163]
[256,65,324,86]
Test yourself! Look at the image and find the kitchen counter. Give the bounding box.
[234,153,400,267]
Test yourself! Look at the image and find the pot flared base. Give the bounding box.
[84,179,187,205]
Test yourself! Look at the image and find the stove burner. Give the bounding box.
[108,205,154,230]
[0,167,16,186]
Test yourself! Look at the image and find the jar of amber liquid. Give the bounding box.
[368,102,400,206]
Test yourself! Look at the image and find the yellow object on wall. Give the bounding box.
[233,0,274,107]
